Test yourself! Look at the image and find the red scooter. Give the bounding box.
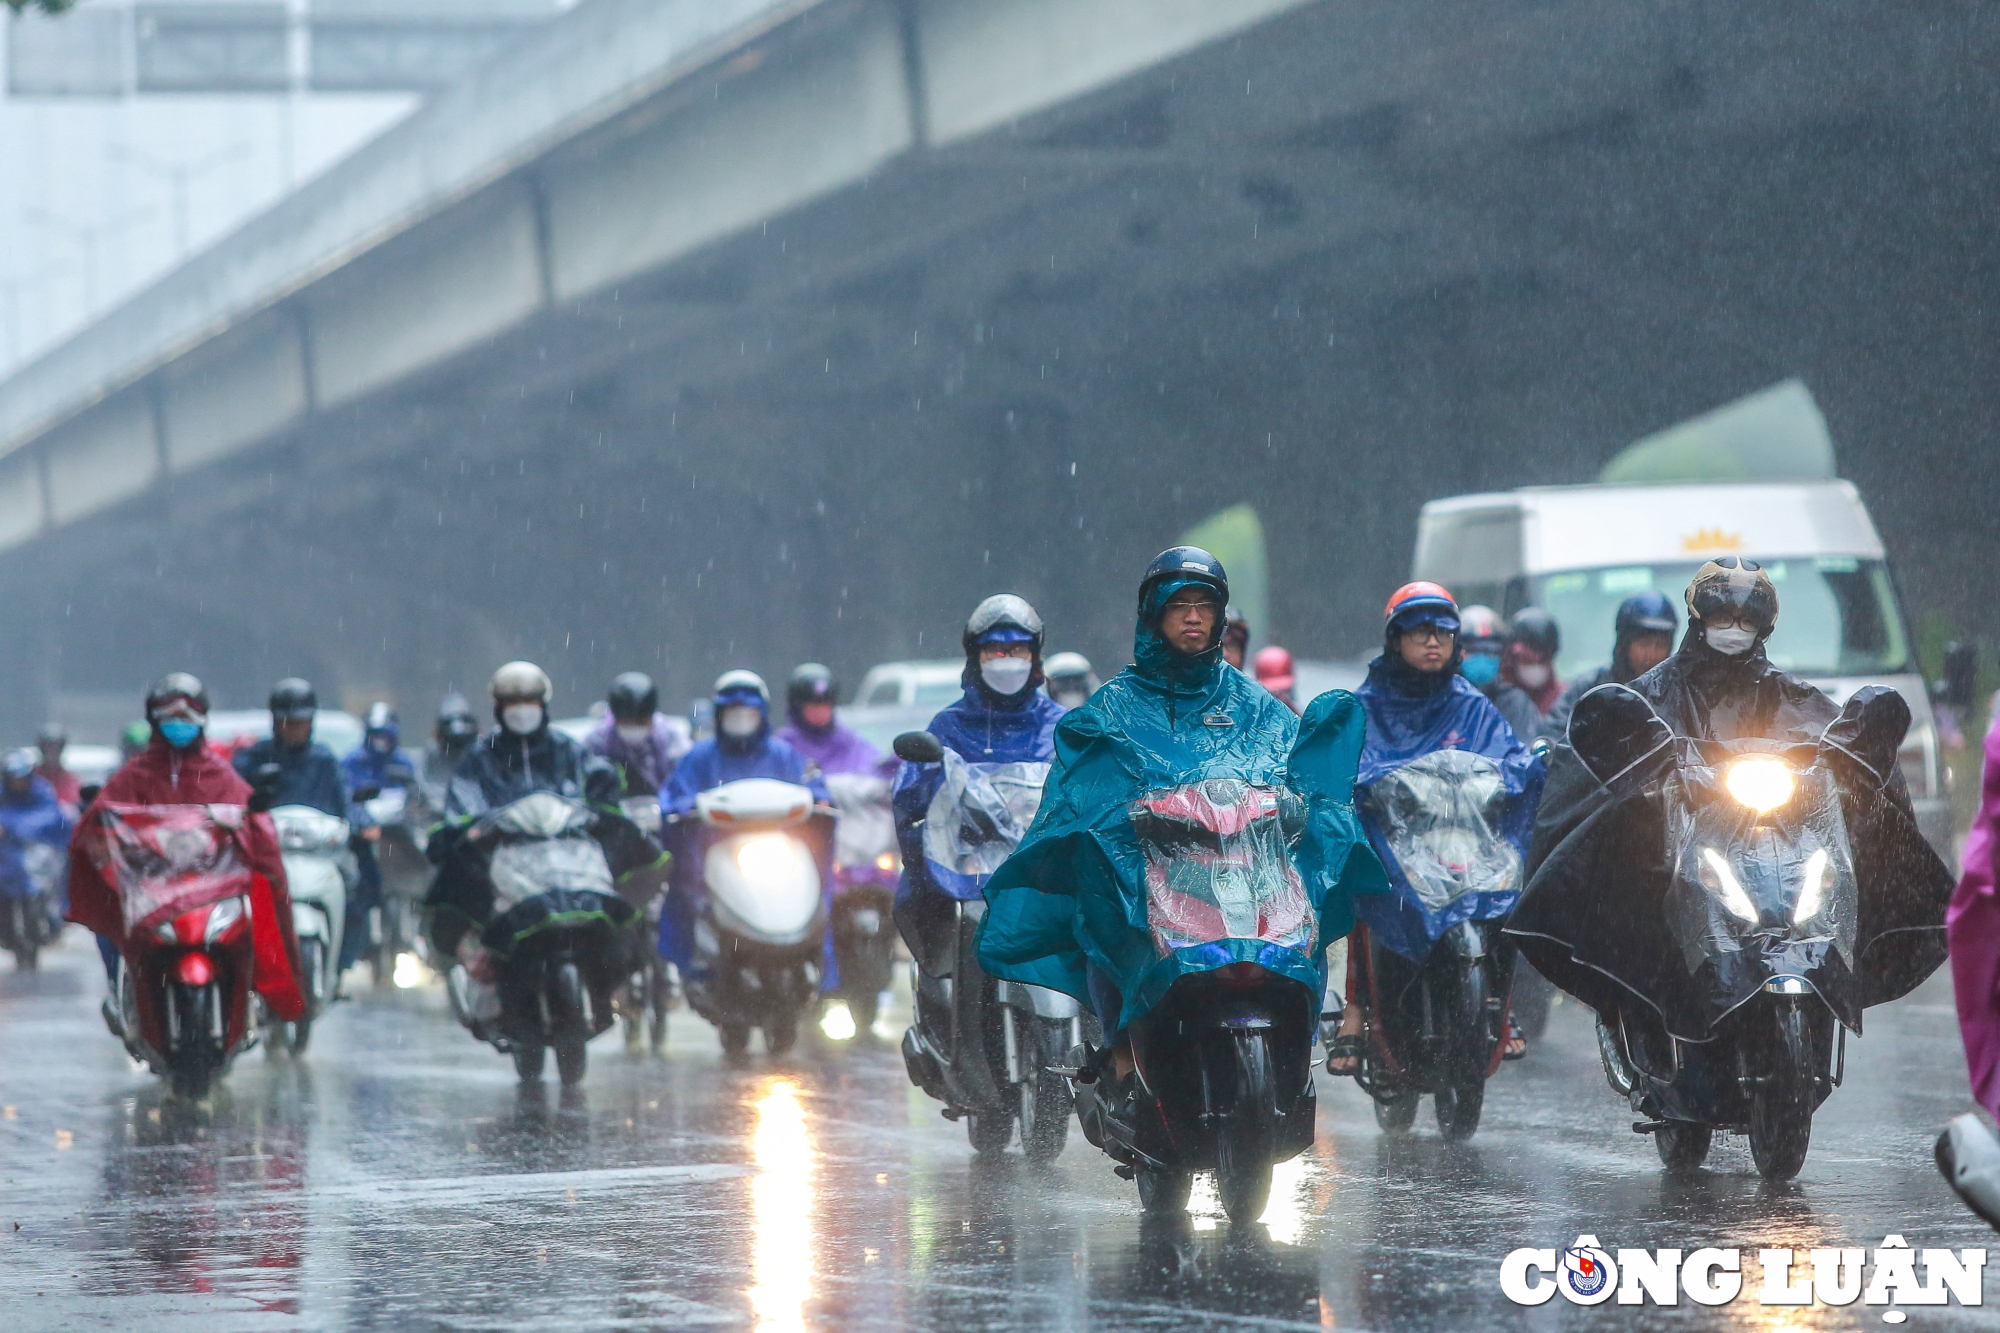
[85,804,279,1099]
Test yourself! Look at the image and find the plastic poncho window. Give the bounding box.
[1351,660,1543,962]
[976,592,1387,1035]
[920,749,1050,899]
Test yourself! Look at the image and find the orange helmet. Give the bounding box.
[1384,581,1459,632]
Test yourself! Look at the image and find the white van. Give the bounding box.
[1413,479,1949,851]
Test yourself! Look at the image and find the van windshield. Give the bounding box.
[1533,557,1911,680]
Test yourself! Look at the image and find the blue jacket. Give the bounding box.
[659,735,829,821]
[891,677,1065,906]
[0,777,72,902]
[342,743,419,795]
[1353,655,1543,960]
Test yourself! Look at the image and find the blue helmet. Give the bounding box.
[1,748,35,782]
[1614,589,1679,640]
[1138,546,1228,620]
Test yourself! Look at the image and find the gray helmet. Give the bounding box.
[963,594,1044,654]
[269,677,317,722]
[490,661,552,704]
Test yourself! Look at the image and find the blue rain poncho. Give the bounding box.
[1352,655,1544,962]
[976,597,1388,1035]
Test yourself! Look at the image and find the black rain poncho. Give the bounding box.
[1506,633,1950,1040]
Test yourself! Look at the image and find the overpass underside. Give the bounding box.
[3,0,1995,726]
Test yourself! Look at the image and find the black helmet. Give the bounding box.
[436,692,478,746]
[1686,557,1779,634]
[1137,546,1228,621]
[963,594,1044,655]
[787,663,837,712]
[1507,608,1560,660]
[1614,590,1679,640]
[270,677,317,722]
[146,672,209,720]
[607,671,658,722]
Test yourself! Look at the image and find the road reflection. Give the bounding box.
[749,1078,814,1331]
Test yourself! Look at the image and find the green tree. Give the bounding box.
[4,1,79,14]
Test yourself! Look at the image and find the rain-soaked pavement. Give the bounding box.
[0,935,1990,1332]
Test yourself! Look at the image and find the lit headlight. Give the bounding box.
[1698,847,1760,923]
[1724,757,1795,814]
[1792,848,1831,924]
[736,833,798,884]
[874,851,897,873]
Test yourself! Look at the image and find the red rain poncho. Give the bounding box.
[67,738,306,1021]
[1950,716,2000,1118]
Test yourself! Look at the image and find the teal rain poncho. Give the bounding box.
[976,599,1388,1034]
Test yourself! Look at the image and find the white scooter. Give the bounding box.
[264,804,354,1056]
[684,778,828,1057]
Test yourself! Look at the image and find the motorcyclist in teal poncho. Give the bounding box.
[977,546,1388,1082]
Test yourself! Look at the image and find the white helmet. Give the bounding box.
[490,661,552,703]
[713,669,770,704]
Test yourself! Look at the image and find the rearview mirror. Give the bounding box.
[1568,684,1673,786]
[893,731,944,764]
[1820,685,1910,785]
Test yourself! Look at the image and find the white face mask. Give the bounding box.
[1515,662,1552,690]
[616,723,650,745]
[1705,625,1758,656]
[501,703,543,735]
[720,706,763,738]
[981,657,1033,697]
[1051,687,1089,710]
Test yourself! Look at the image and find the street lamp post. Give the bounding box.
[21,204,156,315]
[106,142,252,259]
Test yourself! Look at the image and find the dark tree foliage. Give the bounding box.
[4,0,79,13]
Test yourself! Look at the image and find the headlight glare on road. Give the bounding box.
[1724,756,1795,813]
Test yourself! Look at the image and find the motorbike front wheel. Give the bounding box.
[966,1110,1013,1155]
[555,1038,588,1087]
[1018,1069,1071,1164]
[1215,1031,1277,1223]
[765,1012,800,1057]
[1655,1121,1713,1172]
[513,1042,547,1082]
[1373,1091,1419,1133]
[1749,1003,1815,1181]
[1136,1165,1193,1213]
[1435,1080,1485,1141]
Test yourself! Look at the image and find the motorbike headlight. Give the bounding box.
[874,851,896,873]
[1792,848,1831,924]
[205,896,246,942]
[736,833,797,884]
[1698,847,1760,923]
[1724,757,1795,814]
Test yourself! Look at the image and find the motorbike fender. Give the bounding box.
[1440,920,1485,959]
[996,978,1081,1020]
[291,901,334,941]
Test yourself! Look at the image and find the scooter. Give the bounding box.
[358,783,430,982]
[262,804,354,1056]
[0,841,66,971]
[613,794,671,1053]
[444,792,638,1086]
[1345,748,1525,1141]
[823,771,899,1032]
[88,803,260,1099]
[1530,683,1909,1180]
[1068,780,1319,1219]
[678,778,828,1057]
[893,732,1086,1162]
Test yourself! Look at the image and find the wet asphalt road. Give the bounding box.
[0,936,1992,1332]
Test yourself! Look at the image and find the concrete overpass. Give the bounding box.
[0,0,1994,729]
